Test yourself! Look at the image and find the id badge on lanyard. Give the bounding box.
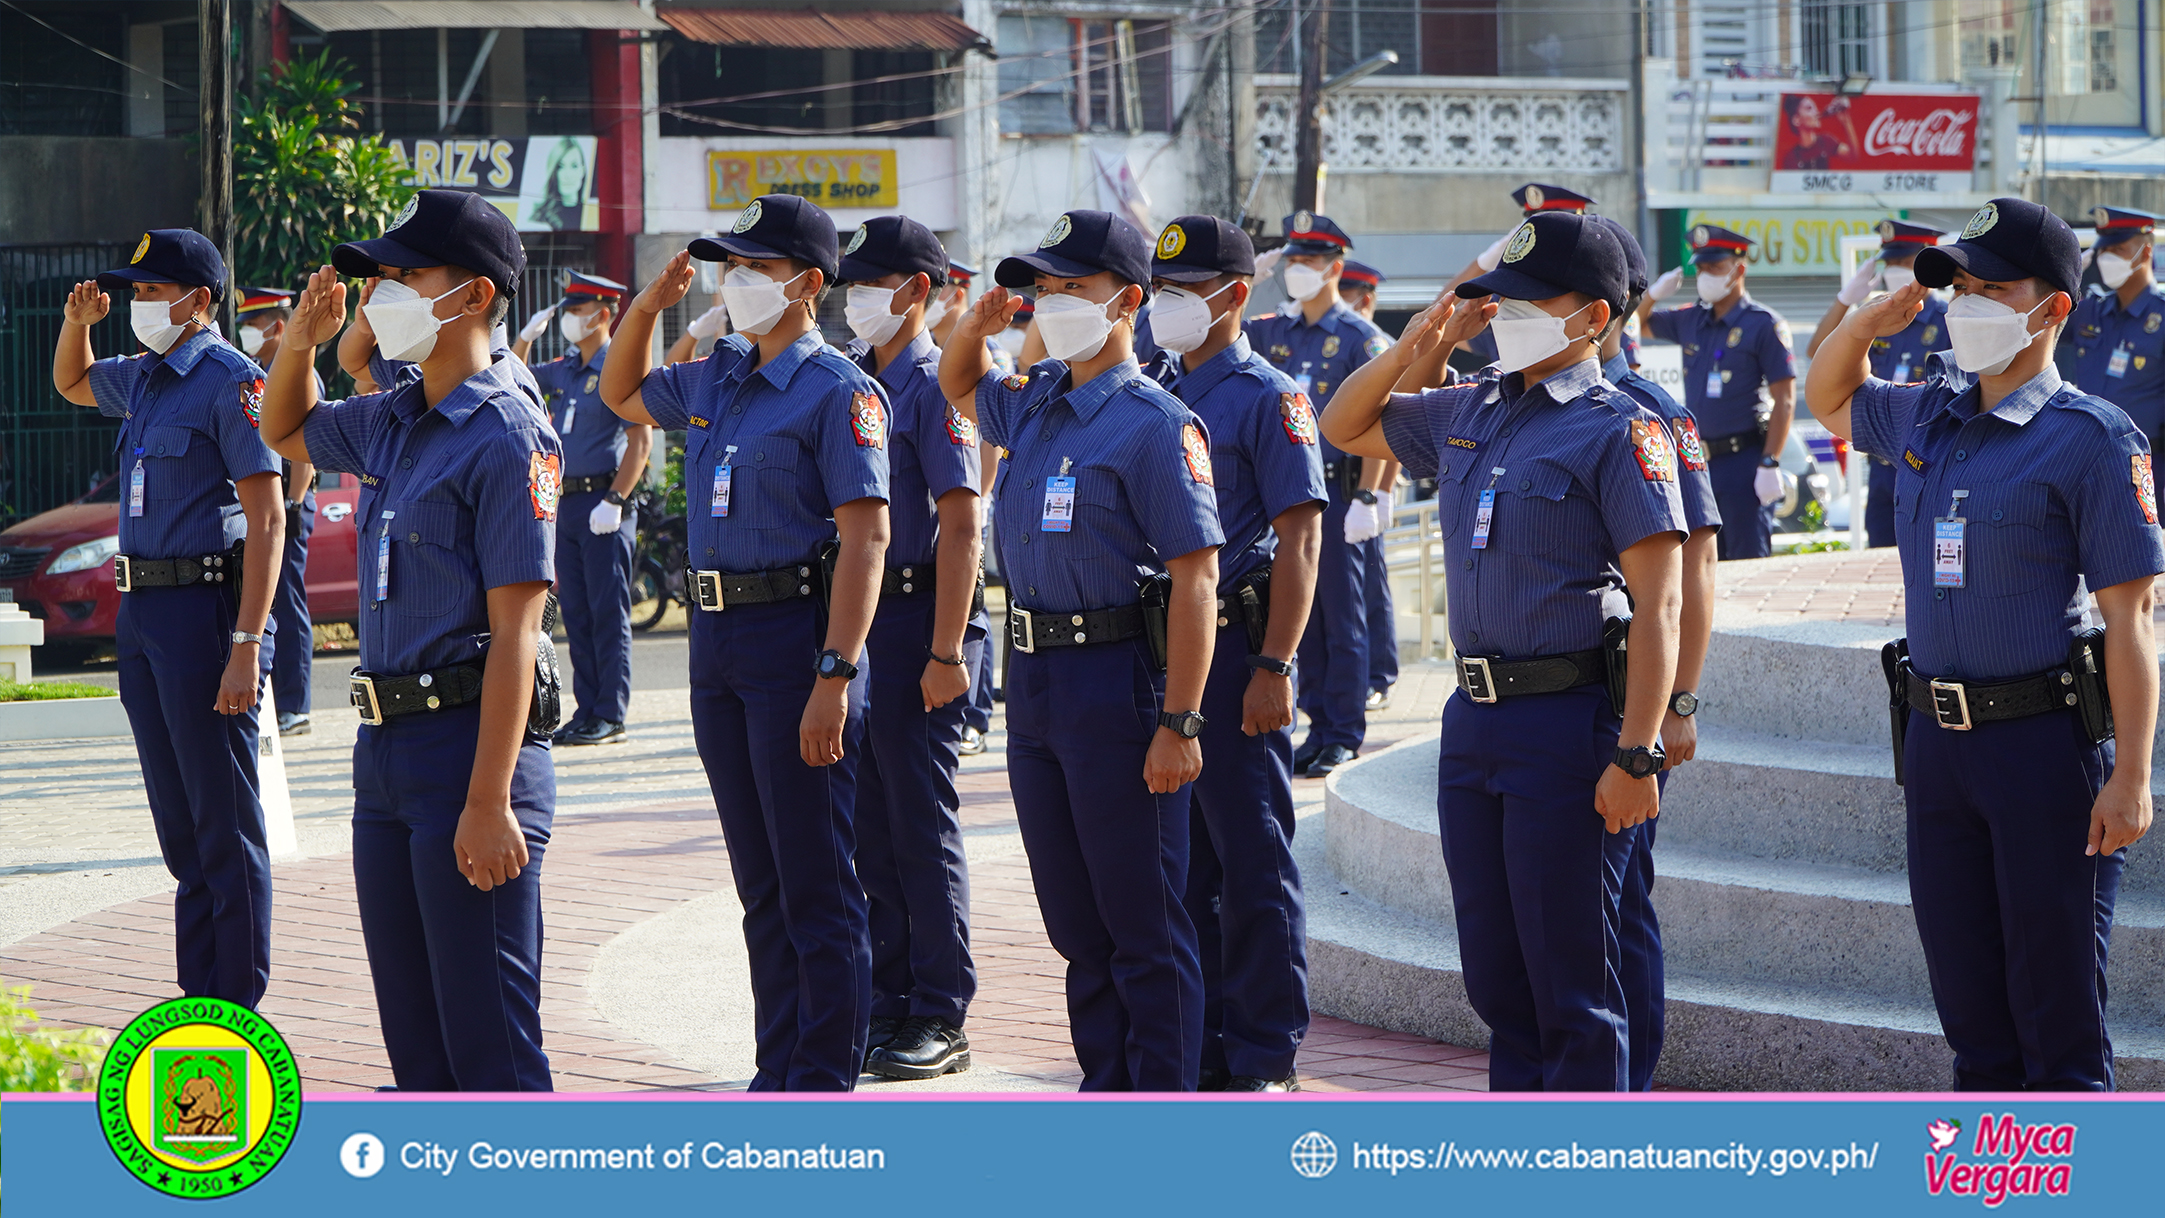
[1042,460,1076,532]
[712,445,736,518]
[560,403,576,435]
[1933,490,1968,589]
[1892,353,1913,382]
[1704,349,1724,400]
[1470,467,1505,550]
[128,454,145,518]
[375,509,395,601]
[2108,344,2132,379]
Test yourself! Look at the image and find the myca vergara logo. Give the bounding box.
[1924,1112,2075,1207]
[98,997,302,1200]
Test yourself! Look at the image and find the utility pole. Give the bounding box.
[1292,0,1330,213]
[199,0,235,335]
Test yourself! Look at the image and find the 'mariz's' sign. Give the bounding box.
[1770,92,1981,194]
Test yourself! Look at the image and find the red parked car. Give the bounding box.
[0,472,361,657]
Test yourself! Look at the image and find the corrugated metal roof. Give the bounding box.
[284,1,668,32]
[657,8,987,51]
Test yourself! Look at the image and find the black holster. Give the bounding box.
[2070,627,2114,745]
[1881,639,1909,786]
[1236,563,1273,655]
[529,632,563,742]
[1602,615,1631,718]
[1139,571,1172,671]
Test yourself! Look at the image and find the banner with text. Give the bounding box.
[1682,211,1885,277]
[706,149,898,211]
[1770,92,1980,195]
[387,136,601,232]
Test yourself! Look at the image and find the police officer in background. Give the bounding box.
[1807,221,1950,548]
[1245,211,1390,778]
[1148,215,1325,1092]
[601,195,889,1092]
[1340,259,1404,710]
[1323,211,1686,1090]
[835,215,983,1080]
[2067,207,2165,450]
[261,190,560,1090]
[236,286,320,736]
[53,230,285,1010]
[1808,197,2159,1091]
[940,209,1224,1091]
[1639,224,1797,560]
[1337,261,1383,319]
[512,272,651,747]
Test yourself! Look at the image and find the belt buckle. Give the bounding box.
[350,673,384,726]
[1929,679,1972,730]
[1458,655,1498,703]
[693,570,724,612]
[114,554,133,593]
[1009,607,1037,654]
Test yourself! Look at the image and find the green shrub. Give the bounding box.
[0,987,109,1091]
[0,680,117,702]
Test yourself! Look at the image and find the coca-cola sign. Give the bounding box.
[1770,91,1981,195]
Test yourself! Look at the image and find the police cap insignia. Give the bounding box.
[1502,222,1537,264]
[1878,219,1895,240]
[1157,224,1187,259]
[1962,203,1998,239]
[1522,184,1544,209]
[132,234,151,264]
[1292,210,1314,234]
[2093,206,2110,226]
[390,196,419,231]
[1691,225,1710,248]
[1040,215,1073,249]
[734,200,764,233]
[845,226,868,254]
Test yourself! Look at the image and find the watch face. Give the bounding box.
[1673,691,1699,716]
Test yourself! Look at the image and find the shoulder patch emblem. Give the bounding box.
[239,378,264,428]
[1630,419,1675,482]
[1280,392,1317,445]
[1321,335,1341,359]
[1002,373,1031,391]
[1775,319,1794,347]
[1672,417,1707,470]
[1181,422,1213,486]
[529,451,561,520]
[947,405,976,446]
[2136,454,2157,525]
[850,390,886,448]
[1364,333,1390,359]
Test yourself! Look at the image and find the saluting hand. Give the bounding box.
[63,281,110,326]
[454,799,530,892]
[950,286,1020,346]
[289,265,348,349]
[1846,280,1929,340]
[637,251,696,316]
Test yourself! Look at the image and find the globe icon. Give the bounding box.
[1289,1130,1337,1178]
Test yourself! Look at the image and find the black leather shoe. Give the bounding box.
[1303,744,1357,778]
[1292,738,1325,773]
[1223,1074,1300,1092]
[277,712,311,737]
[551,717,588,745]
[866,1014,901,1056]
[958,726,986,756]
[564,719,627,746]
[865,1016,970,1080]
[1196,1066,1232,1092]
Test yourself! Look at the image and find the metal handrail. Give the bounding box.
[1376,496,1445,662]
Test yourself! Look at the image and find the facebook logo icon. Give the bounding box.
[340,1132,386,1179]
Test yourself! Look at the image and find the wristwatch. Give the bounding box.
[1354,489,1379,505]
[1669,690,1700,717]
[1158,709,1207,739]
[1760,455,1781,468]
[814,649,859,681]
[1613,744,1666,779]
[230,630,263,646]
[1246,654,1294,677]
[604,489,627,506]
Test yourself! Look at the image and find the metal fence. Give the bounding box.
[0,243,134,527]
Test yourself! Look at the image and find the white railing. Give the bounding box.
[1379,495,1447,663]
[1254,73,1628,175]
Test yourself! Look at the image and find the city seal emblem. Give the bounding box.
[845,226,868,254]
[734,199,764,233]
[132,234,151,264]
[1157,224,1187,260]
[98,997,301,1200]
[1040,214,1073,249]
[1962,203,1998,240]
[1502,222,1536,264]
[390,195,419,231]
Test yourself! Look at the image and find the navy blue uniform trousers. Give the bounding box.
[1297,498,1369,751]
[962,632,993,733]
[352,701,554,1090]
[555,487,635,725]
[1438,686,1631,1091]
[1708,450,1774,560]
[1185,622,1308,1080]
[1620,793,1663,1091]
[857,595,976,1025]
[689,600,871,1091]
[270,497,314,714]
[117,584,272,1009]
[1364,533,1397,693]
[1906,709,2124,1091]
[1866,457,1897,548]
[1007,636,1201,1090]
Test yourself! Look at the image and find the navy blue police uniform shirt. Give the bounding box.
[1380,359,1689,658]
[1869,293,1950,385]
[371,323,544,408]
[1850,365,2165,683]
[1155,334,1327,583]
[1645,298,1797,439]
[1245,301,1390,469]
[1603,352,1721,535]
[975,359,1223,613]
[848,330,980,569]
[87,329,281,558]
[638,330,890,573]
[302,355,560,677]
[2067,283,2165,437]
[532,343,634,478]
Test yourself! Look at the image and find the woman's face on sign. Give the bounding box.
[1793,96,1821,131]
[556,146,586,204]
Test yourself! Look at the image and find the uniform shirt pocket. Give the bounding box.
[1966,482,2053,598]
[392,500,467,617]
[735,435,802,530]
[140,425,201,501]
[1500,460,1580,556]
[1433,461,1474,539]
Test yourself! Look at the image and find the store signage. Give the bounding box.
[1683,210,1885,277]
[707,149,898,210]
[386,136,601,232]
[1770,92,1980,195]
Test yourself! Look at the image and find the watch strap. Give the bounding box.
[1245,654,1294,677]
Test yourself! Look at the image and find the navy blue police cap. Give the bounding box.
[1512,183,1595,214]
[100,229,227,297]
[1150,215,1254,283]
[332,189,526,297]
[236,286,296,317]
[947,260,979,283]
[557,271,625,312]
[2091,206,2160,249]
[838,215,949,286]
[1876,219,1945,259]
[1280,210,1353,254]
[1592,217,1650,297]
[996,210,1152,290]
[1915,198,2082,299]
[1688,223,1753,266]
[1457,211,1627,311]
[689,194,839,281]
[1338,260,1385,289]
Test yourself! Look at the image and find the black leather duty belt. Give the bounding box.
[686,564,820,612]
[561,474,615,495]
[349,663,485,726]
[115,547,240,592]
[1008,603,1147,654]
[1905,668,2079,731]
[1455,647,1606,703]
[1700,429,1767,459]
[881,565,928,596]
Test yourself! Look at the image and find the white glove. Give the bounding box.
[686,304,728,340]
[1837,262,1878,307]
[518,305,556,344]
[1343,498,1383,544]
[1647,266,1684,303]
[1252,246,1287,279]
[588,498,624,535]
[1475,233,1510,273]
[2080,247,2097,275]
[1754,464,1783,506]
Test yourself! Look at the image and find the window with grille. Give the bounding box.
[1802,0,1873,79]
[1255,0,1425,76]
[996,14,1171,135]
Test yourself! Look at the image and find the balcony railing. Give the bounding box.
[1253,74,1627,174]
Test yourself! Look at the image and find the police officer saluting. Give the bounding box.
[2067,207,2165,450]
[1808,198,2160,1090]
[53,230,285,1009]
[939,210,1224,1090]
[1322,211,1687,1090]
[512,272,650,747]
[236,286,322,735]
[834,215,984,1080]
[601,195,889,1091]
[1149,214,1326,1091]
[1639,224,1797,560]
[259,190,562,1090]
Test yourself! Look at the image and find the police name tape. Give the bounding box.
[1346,1140,1880,1177]
[398,1140,886,1174]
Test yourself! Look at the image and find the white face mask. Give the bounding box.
[994,325,1027,357]
[923,297,952,331]
[1034,291,1124,363]
[2097,250,2138,290]
[721,265,809,336]
[1489,297,1598,375]
[1945,291,2051,376]
[559,309,599,344]
[131,296,197,355]
[1148,282,1236,355]
[1282,261,1328,302]
[844,284,908,347]
[1695,267,1734,304]
[237,323,267,357]
[1879,265,1917,293]
[364,275,475,363]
